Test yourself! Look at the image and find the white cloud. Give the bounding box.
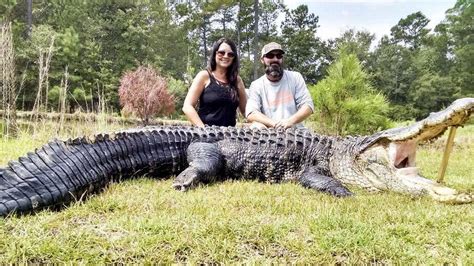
[285,0,454,42]
[286,0,445,3]
[285,0,453,9]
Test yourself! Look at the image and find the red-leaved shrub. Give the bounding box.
[119,66,175,125]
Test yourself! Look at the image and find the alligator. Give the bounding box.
[0,98,473,216]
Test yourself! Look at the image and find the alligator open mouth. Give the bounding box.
[380,98,474,178]
[366,98,474,203]
[385,138,472,204]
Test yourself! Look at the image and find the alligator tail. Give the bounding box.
[0,129,190,217]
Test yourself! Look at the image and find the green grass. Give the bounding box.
[0,121,472,263]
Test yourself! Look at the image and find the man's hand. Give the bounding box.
[274,118,295,129]
[273,105,313,129]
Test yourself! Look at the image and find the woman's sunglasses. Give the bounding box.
[216,50,235,58]
[265,53,283,59]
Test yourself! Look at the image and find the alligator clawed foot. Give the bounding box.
[432,191,473,204]
[172,168,200,192]
[327,186,354,197]
[172,180,194,192]
[172,183,188,192]
[455,193,473,204]
[427,186,473,204]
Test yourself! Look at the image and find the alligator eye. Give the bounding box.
[368,156,378,163]
[368,155,388,165]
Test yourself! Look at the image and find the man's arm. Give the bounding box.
[274,72,314,129]
[245,80,276,127]
[274,105,313,129]
[293,72,314,112]
[247,110,276,127]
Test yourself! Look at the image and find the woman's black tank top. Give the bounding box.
[198,71,239,127]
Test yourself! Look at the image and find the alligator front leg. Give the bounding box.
[299,167,353,197]
[172,142,224,191]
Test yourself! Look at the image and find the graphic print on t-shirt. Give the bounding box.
[268,90,294,108]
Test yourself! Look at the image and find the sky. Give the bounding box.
[284,0,457,41]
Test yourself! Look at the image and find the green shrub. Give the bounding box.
[309,53,392,135]
[167,77,188,119]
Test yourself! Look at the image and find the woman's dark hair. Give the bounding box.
[208,37,240,90]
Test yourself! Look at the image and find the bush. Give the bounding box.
[309,53,392,136]
[167,77,187,119]
[118,65,175,125]
[48,86,61,106]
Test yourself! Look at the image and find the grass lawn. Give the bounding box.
[0,121,472,263]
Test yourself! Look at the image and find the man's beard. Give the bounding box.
[265,63,283,80]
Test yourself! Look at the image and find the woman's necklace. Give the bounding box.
[212,71,228,85]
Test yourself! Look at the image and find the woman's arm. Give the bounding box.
[182,70,209,127]
[237,76,247,115]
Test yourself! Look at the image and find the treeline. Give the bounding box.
[0,0,472,121]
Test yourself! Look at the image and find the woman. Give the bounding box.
[182,38,247,127]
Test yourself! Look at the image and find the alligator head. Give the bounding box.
[330,98,473,203]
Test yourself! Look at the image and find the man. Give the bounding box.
[245,42,314,129]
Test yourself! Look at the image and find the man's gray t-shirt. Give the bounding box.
[245,70,314,128]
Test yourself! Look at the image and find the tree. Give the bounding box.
[259,0,282,39]
[406,38,458,119]
[334,29,375,67]
[24,1,188,112]
[281,5,324,84]
[172,0,223,68]
[409,73,457,120]
[253,0,259,80]
[390,11,430,50]
[30,25,56,117]
[0,0,17,22]
[119,66,175,125]
[26,0,31,38]
[11,0,469,125]
[235,0,282,84]
[444,0,474,98]
[236,0,257,60]
[0,22,18,137]
[309,52,391,135]
[371,35,419,120]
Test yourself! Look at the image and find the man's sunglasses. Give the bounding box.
[265,53,283,59]
[216,50,235,58]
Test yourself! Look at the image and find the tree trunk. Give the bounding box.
[26,0,32,38]
[32,34,55,126]
[253,0,259,80]
[202,15,209,68]
[222,9,226,35]
[0,22,18,137]
[237,1,241,55]
[58,66,68,134]
[246,24,251,60]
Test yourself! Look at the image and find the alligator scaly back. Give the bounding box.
[0,126,330,216]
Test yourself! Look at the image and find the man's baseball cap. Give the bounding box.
[261,42,285,58]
